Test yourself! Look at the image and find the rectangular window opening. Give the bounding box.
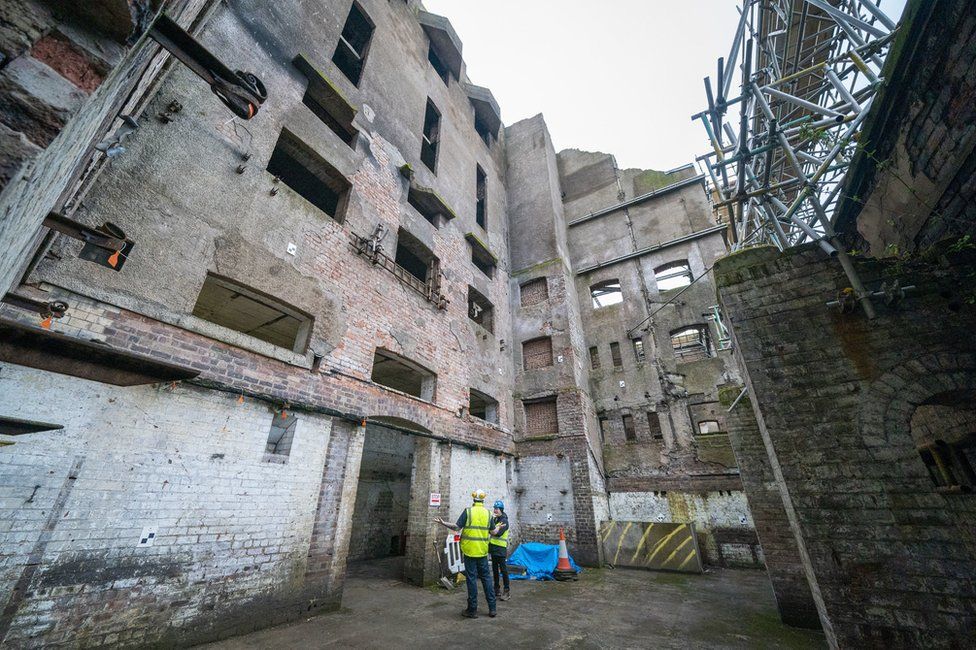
[588,346,601,370]
[475,165,487,230]
[698,420,721,434]
[522,337,553,371]
[266,410,298,457]
[647,411,663,440]
[421,99,441,173]
[591,279,623,308]
[671,325,712,363]
[332,2,374,86]
[598,416,609,445]
[267,130,350,221]
[467,286,494,333]
[519,278,548,307]
[632,338,646,364]
[470,244,496,279]
[302,88,357,146]
[622,414,637,441]
[655,261,693,292]
[469,388,499,424]
[192,273,313,353]
[610,341,623,369]
[394,228,438,285]
[428,44,451,85]
[371,348,437,401]
[524,398,558,436]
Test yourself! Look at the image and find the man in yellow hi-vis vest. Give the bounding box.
[435,489,497,618]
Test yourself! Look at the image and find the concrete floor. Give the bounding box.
[202,558,826,649]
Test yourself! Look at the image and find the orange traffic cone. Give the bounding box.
[554,528,578,581]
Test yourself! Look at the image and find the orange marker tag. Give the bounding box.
[237,394,245,404]
[108,250,120,268]
[40,316,52,329]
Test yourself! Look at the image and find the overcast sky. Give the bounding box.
[422,0,908,172]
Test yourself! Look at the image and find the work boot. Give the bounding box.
[497,589,510,601]
[489,610,497,618]
[503,588,511,601]
[462,610,478,619]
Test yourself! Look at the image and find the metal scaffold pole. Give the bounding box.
[694,0,898,319]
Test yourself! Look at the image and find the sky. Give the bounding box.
[422,0,908,172]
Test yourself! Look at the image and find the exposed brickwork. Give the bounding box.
[524,398,558,436]
[519,277,548,306]
[720,384,822,630]
[715,244,976,647]
[522,336,553,370]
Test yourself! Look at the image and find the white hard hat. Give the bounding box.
[471,489,487,501]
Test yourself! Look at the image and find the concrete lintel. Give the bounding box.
[417,11,463,79]
[463,82,501,136]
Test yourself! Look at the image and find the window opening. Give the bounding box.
[919,437,976,492]
[632,338,646,363]
[267,130,350,221]
[610,341,623,369]
[475,165,487,230]
[598,416,608,445]
[420,99,440,173]
[670,326,712,362]
[588,346,600,370]
[266,410,297,457]
[332,2,374,86]
[647,412,663,439]
[394,229,438,285]
[524,398,558,436]
[467,286,494,333]
[469,389,499,424]
[622,414,637,441]
[371,348,436,401]
[192,273,312,353]
[655,261,693,291]
[522,337,553,370]
[698,420,721,434]
[520,278,548,306]
[428,43,451,85]
[591,279,623,308]
[295,56,358,147]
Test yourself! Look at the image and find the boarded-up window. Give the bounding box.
[610,341,623,369]
[647,411,663,439]
[622,414,636,441]
[590,279,623,308]
[671,325,711,362]
[522,337,553,370]
[588,346,600,370]
[524,398,558,436]
[520,278,548,306]
[192,274,312,353]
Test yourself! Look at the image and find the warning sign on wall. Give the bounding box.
[429,492,441,507]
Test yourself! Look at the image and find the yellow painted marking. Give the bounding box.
[612,522,633,565]
[677,548,698,570]
[662,536,693,566]
[600,520,617,543]
[630,523,655,563]
[646,524,687,564]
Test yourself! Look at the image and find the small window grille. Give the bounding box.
[610,342,623,369]
[622,414,637,441]
[589,346,601,370]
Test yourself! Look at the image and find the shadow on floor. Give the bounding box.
[202,558,826,649]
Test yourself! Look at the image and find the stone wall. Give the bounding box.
[715,244,976,647]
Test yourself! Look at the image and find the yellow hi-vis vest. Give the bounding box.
[460,504,490,557]
[489,520,509,549]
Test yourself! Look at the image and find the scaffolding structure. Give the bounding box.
[694,0,899,317]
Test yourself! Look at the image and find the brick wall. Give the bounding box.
[715,244,976,647]
[720,384,822,629]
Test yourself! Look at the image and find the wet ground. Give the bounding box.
[202,557,826,649]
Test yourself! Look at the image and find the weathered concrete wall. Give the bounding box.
[0,363,344,646]
[715,244,976,647]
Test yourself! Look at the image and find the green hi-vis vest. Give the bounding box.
[489,520,509,549]
[460,504,490,557]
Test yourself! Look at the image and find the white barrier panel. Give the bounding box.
[444,533,463,574]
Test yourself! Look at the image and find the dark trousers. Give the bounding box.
[491,550,510,592]
[463,554,495,613]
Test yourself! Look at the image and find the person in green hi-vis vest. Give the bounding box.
[435,488,497,618]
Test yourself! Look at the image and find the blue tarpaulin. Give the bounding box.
[506,542,581,580]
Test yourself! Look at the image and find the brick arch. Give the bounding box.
[859,351,976,449]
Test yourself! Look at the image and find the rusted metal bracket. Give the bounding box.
[148,14,267,120]
[1,293,68,320]
[42,212,133,271]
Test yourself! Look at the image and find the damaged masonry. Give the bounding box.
[0,0,973,648]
